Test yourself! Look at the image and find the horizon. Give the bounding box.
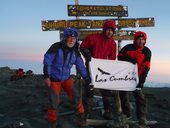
[1,59,170,84]
[1,0,170,83]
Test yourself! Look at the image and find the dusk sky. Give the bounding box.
[0,0,170,83]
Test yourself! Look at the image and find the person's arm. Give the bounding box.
[118,45,137,64]
[80,35,93,62]
[108,41,117,60]
[75,54,94,97]
[43,43,60,86]
[138,48,152,87]
[75,55,88,79]
[44,77,51,87]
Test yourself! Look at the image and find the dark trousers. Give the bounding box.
[119,89,146,119]
[100,89,114,112]
[84,61,120,113]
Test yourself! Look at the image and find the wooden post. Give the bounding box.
[75,0,81,78]
[75,0,79,20]
[117,16,122,53]
[114,16,122,113]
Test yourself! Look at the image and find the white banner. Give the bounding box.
[89,58,139,91]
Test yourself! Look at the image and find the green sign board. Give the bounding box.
[68,5,128,17]
[42,18,155,31]
[60,30,135,41]
[117,18,155,28]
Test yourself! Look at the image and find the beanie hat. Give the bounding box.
[63,28,79,39]
[134,31,147,42]
[103,20,116,31]
[134,31,147,47]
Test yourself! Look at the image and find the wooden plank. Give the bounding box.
[67,5,128,17]
[60,30,135,41]
[42,18,154,31]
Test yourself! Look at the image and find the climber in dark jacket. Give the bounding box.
[118,31,152,125]
[43,28,90,128]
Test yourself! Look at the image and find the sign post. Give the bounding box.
[42,18,155,31]
[68,5,128,17]
[41,2,155,114]
[60,30,135,41]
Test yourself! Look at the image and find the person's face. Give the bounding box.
[66,36,76,48]
[136,37,146,48]
[105,28,114,38]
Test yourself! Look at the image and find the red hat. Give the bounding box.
[103,20,116,31]
[134,31,147,42]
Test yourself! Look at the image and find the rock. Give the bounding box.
[0,67,170,128]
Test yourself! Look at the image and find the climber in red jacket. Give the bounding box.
[80,20,117,119]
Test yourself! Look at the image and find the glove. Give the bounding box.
[129,58,137,64]
[84,77,94,98]
[84,77,91,85]
[139,73,147,84]
[136,83,144,88]
[81,48,92,62]
[118,56,137,64]
[44,77,51,87]
[86,84,94,98]
[85,52,92,62]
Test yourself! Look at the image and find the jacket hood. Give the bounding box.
[103,20,116,31]
[63,28,79,40]
[134,31,147,46]
[63,28,79,48]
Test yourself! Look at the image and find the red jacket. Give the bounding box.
[118,44,151,76]
[80,33,116,60]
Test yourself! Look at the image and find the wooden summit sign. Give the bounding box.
[67,5,128,17]
[60,30,135,41]
[41,18,155,31]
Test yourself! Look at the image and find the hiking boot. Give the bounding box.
[103,111,114,120]
[78,113,87,127]
[138,117,147,125]
[49,122,57,128]
[124,115,132,121]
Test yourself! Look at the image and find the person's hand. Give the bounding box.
[84,77,91,85]
[44,77,51,87]
[81,48,92,62]
[84,77,94,98]
[129,58,137,64]
[85,52,92,62]
[136,83,144,88]
[87,84,94,98]
[139,75,145,84]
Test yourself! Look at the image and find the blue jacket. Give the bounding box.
[43,41,88,81]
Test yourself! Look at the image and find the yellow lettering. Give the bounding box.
[70,21,78,27]
[44,21,66,29]
[91,21,104,28]
[139,19,153,26]
[114,35,133,40]
[78,21,85,27]
[91,12,97,15]
[118,19,135,27]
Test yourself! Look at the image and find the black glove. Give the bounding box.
[129,58,137,64]
[85,52,91,62]
[80,48,92,62]
[118,55,137,64]
[84,77,94,98]
[136,83,144,88]
[87,84,94,98]
[84,77,91,85]
[139,72,147,84]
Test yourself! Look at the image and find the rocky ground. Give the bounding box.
[0,67,170,128]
